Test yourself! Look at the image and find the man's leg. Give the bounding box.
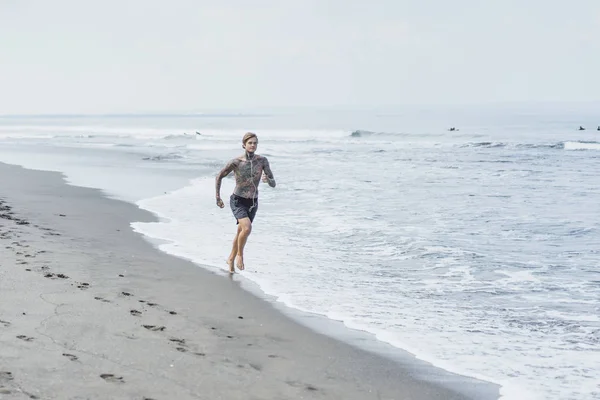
[227,224,242,273]
[235,217,252,270]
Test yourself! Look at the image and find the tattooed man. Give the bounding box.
[215,132,276,273]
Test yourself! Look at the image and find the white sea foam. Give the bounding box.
[563,141,600,151]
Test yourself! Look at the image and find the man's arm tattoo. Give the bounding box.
[263,158,276,188]
[215,160,236,197]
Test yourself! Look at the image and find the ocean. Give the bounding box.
[1,105,598,400]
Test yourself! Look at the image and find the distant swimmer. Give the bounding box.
[597,126,600,131]
[448,127,459,131]
[579,126,586,131]
[215,132,276,273]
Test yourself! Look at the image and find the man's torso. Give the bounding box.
[232,155,265,199]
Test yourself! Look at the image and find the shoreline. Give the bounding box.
[0,161,500,399]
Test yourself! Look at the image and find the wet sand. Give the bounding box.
[0,162,499,400]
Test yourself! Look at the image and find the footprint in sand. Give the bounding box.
[0,371,13,394]
[130,310,142,316]
[94,296,111,303]
[77,282,90,289]
[174,347,206,356]
[167,338,206,356]
[286,381,319,392]
[0,320,10,327]
[62,353,78,362]
[121,292,133,297]
[142,325,166,332]
[16,335,34,342]
[0,371,13,382]
[100,374,124,384]
[115,333,138,340]
[249,363,262,371]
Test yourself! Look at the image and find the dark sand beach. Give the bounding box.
[0,162,499,400]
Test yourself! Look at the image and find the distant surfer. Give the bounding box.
[579,126,585,131]
[215,132,276,273]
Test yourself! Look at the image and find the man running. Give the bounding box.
[215,132,276,273]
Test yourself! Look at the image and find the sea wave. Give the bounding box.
[563,141,600,151]
[461,141,600,151]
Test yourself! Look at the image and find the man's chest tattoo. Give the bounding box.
[234,158,264,197]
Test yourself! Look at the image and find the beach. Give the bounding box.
[3,2,600,397]
[0,162,499,399]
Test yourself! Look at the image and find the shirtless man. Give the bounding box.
[215,132,276,273]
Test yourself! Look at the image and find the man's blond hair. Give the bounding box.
[242,132,258,146]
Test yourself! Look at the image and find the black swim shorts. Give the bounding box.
[230,194,258,223]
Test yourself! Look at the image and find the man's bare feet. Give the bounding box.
[235,254,245,271]
[227,258,235,273]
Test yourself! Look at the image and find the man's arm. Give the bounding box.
[215,160,236,206]
[262,157,276,188]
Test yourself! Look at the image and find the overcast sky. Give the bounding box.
[1,0,599,114]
